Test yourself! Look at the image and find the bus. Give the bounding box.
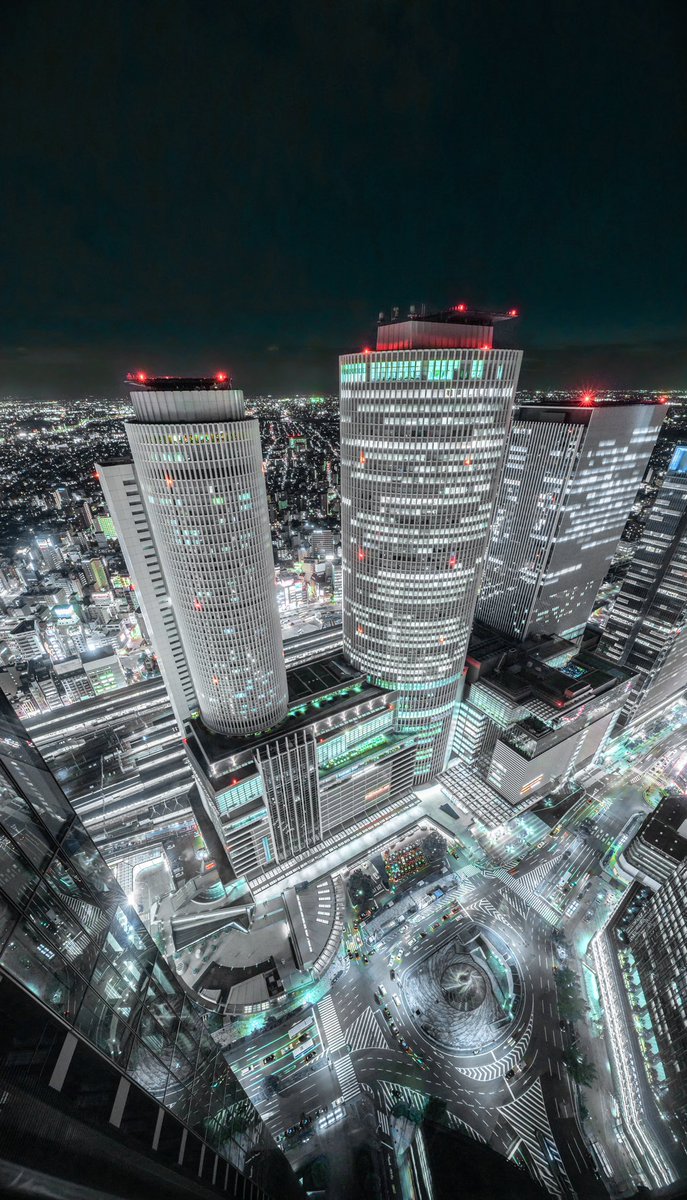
[292,1037,315,1061]
[288,1016,313,1040]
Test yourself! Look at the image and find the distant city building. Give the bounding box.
[597,444,687,729]
[81,646,127,695]
[7,618,43,662]
[340,305,522,780]
[476,401,664,642]
[96,512,118,540]
[88,555,109,591]
[53,655,97,704]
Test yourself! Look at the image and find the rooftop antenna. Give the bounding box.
[392,306,399,320]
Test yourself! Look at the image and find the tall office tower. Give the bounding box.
[597,444,687,729]
[0,693,299,1200]
[102,375,288,737]
[476,401,665,642]
[340,305,522,781]
[626,856,687,1136]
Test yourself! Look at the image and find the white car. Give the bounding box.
[379,984,387,997]
[393,993,401,1007]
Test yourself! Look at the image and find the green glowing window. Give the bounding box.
[471,360,485,379]
[428,360,460,381]
[342,362,367,382]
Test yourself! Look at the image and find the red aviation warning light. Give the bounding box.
[215,371,228,383]
[581,392,595,406]
[659,395,669,404]
[455,304,467,313]
[136,371,147,383]
[508,308,518,317]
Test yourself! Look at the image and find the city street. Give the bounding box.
[220,734,686,1197]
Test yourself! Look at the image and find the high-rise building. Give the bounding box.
[620,794,687,890]
[451,623,635,807]
[97,458,199,726]
[340,305,522,780]
[476,401,664,642]
[0,692,299,1200]
[105,374,288,739]
[100,375,412,886]
[626,856,687,1136]
[597,444,687,729]
[185,654,417,880]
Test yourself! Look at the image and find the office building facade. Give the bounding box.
[185,654,417,880]
[340,307,522,780]
[111,375,288,738]
[476,402,664,642]
[97,458,199,726]
[0,692,298,1200]
[627,857,687,1135]
[597,444,687,728]
[451,623,635,806]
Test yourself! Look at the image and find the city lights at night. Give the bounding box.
[0,4,686,1200]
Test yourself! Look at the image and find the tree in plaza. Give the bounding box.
[390,1100,423,1124]
[422,832,447,863]
[347,869,374,907]
[556,965,588,1021]
[562,1048,597,1088]
[556,966,577,990]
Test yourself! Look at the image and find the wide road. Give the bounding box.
[324,850,605,1199]
[224,756,663,1195]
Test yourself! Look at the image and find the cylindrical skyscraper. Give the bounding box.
[125,374,288,737]
[340,307,522,780]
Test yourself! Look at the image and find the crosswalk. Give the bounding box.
[317,994,361,1102]
[498,1077,569,1197]
[517,851,566,895]
[334,1053,360,1101]
[317,993,346,1051]
[457,1009,533,1082]
[490,866,560,926]
[376,1079,484,1143]
[345,1005,389,1052]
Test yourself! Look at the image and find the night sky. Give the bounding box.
[1,0,685,398]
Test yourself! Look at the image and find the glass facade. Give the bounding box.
[598,443,687,727]
[125,384,288,738]
[0,693,297,1199]
[477,403,664,643]
[340,341,522,781]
